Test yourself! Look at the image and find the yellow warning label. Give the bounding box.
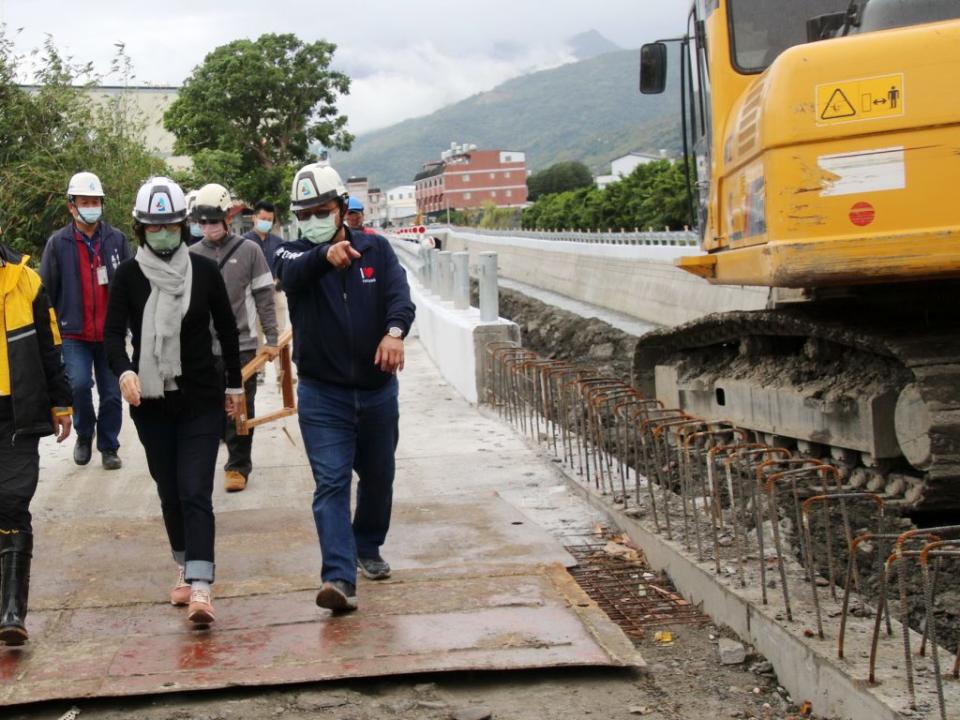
[816,73,904,125]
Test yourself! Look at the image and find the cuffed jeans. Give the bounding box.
[297,376,399,586]
[132,406,222,582]
[61,339,122,452]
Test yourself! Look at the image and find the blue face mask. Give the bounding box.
[77,206,102,224]
[189,222,203,238]
[255,219,273,234]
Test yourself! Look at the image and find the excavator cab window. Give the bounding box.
[728,0,849,73]
[856,0,960,33]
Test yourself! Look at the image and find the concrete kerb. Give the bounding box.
[479,407,960,720]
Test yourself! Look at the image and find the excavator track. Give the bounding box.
[634,304,960,510]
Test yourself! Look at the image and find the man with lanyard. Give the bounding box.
[40,171,130,469]
[189,184,279,493]
[243,200,286,385]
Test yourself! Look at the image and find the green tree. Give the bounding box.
[164,33,352,214]
[521,159,691,231]
[0,30,167,259]
[526,160,593,201]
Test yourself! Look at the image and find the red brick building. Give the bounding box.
[414,144,528,215]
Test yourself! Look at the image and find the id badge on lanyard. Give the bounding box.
[97,265,109,285]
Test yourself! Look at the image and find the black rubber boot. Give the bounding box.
[0,531,32,646]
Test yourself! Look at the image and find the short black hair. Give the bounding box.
[253,200,275,214]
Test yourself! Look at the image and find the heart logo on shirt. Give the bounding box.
[362,267,375,279]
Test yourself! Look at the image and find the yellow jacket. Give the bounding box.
[0,245,72,435]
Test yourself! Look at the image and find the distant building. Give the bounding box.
[386,185,417,225]
[414,143,528,215]
[346,177,369,210]
[366,187,387,227]
[595,150,666,190]
[21,84,190,170]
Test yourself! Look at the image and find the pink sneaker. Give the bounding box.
[170,566,191,606]
[187,588,216,628]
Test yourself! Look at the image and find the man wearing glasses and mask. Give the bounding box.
[275,163,415,613]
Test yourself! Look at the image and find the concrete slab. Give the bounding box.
[6,342,640,707]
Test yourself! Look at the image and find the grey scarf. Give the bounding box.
[135,244,193,399]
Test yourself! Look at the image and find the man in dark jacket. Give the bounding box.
[0,239,73,646]
[39,171,131,469]
[275,163,415,612]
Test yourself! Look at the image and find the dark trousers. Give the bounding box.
[132,406,222,583]
[217,350,257,478]
[297,376,399,585]
[0,417,40,532]
[62,339,122,451]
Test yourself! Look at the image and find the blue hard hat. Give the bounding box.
[347,196,364,212]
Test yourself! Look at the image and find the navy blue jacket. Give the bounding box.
[243,230,284,279]
[39,221,132,338]
[275,228,416,390]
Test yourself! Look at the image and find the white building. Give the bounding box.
[386,185,417,225]
[595,150,666,190]
[366,187,387,227]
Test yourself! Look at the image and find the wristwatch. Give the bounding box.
[387,326,404,339]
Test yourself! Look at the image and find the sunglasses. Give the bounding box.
[295,206,336,222]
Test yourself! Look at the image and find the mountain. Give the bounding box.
[567,30,621,60]
[330,49,682,190]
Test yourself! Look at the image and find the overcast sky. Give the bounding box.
[1,0,689,135]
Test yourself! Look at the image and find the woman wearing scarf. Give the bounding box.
[104,177,242,629]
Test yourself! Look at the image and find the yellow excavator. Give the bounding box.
[636,0,960,515]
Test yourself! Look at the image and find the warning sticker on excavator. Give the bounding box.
[816,74,904,125]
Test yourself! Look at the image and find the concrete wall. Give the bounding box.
[436,229,768,327]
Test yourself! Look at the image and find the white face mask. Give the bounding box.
[300,214,338,244]
[255,219,273,234]
[77,206,102,224]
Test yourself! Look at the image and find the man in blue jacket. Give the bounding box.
[40,172,131,469]
[275,163,415,612]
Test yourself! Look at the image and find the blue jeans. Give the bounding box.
[298,377,399,586]
[61,339,122,451]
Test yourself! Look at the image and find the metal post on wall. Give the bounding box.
[478,251,499,322]
[438,251,453,301]
[452,252,470,310]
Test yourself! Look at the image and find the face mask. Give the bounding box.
[300,214,338,245]
[202,223,226,242]
[145,227,182,254]
[77,206,102,224]
[189,222,203,238]
[255,219,273,234]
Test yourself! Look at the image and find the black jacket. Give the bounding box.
[275,228,415,389]
[0,245,72,435]
[104,252,241,417]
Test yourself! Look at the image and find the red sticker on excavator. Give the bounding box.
[849,201,875,227]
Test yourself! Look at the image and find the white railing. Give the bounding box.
[435,225,699,247]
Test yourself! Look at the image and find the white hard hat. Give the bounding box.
[290,163,348,210]
[185,189,198,212]
[132,177,187,224]
[67,171,105,198]
[194,183,232,221]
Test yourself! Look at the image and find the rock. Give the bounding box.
[589,342,615,360]
[718,638,747,665]
[750,660,774,675]
[415,682,438,693]
[628,706,650,715]
[451,707,493,720]
[418,700,449,710]
[387,700,417,714]
[295,691,351,711]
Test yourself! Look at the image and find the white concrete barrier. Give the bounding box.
[393,240,519,405]
[434,229,768,327]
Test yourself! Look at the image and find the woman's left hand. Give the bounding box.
[225,393,243,419]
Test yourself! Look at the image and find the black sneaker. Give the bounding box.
[315,580,358,612]
[101,450,122,470]
[73,436,93,466]
[357,556,391,580]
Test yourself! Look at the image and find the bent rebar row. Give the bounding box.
[486,341,958,716]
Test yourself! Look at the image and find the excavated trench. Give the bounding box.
[487,284,960,654]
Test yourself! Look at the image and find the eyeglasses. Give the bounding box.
[295,206,336,222]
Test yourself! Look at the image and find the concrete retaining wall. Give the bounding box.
[435,229,768,327]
